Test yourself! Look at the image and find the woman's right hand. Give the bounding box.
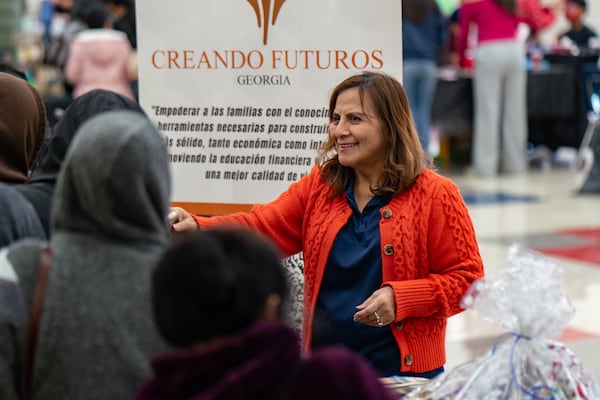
[168,207,200,232]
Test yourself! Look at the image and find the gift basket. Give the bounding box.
[406,243,600,400]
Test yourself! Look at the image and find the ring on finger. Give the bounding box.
[373,311,383,327]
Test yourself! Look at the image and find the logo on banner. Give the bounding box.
[247,0,287,45]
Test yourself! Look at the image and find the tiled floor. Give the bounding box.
[442,165,600,381]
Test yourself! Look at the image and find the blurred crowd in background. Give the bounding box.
[1,0,136,126]
[402,0,600,178]
[2,0,600,173]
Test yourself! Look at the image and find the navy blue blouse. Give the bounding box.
[311,181,400,376]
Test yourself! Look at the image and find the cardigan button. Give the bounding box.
[404,355,414,366]
[394,321,404,329]
[381,209,393,219]
[383,244,394,255]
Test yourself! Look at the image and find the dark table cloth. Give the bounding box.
[432,56,600,149]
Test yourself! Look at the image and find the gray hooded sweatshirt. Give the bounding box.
[0,110,172,400]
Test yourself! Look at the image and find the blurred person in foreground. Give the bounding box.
[0,183,45,248]
[170,71,485,378]
[136,228,399,400]
[14,89,144,237]
[0,110,171,400]
[0,71,46,184]
[0,71,48,247]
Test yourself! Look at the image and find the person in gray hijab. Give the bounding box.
[14,88,144,237]
[0,110,171,400]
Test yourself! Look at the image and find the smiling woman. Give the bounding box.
[170,71,484,379]
[328,87,387,186]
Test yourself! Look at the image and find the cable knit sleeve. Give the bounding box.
[193,166,323,257]
[385,174,484,322]
[425,178,484,314]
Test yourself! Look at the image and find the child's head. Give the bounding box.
[151,228,288,348]
[566,0,587,23]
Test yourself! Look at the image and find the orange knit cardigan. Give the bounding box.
[193,166,484,374]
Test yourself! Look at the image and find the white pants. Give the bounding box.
[472,40,527,176]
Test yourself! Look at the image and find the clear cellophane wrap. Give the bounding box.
[406,243,600,400]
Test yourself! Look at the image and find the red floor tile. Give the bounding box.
[559,327,600,341]
[540,245,600,266]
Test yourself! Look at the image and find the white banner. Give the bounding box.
[136,0,403,214]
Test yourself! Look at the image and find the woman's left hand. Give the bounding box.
[353,286,395,327]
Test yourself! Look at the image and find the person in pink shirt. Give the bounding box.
[458,0,527,176]
[64,3,136,101]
